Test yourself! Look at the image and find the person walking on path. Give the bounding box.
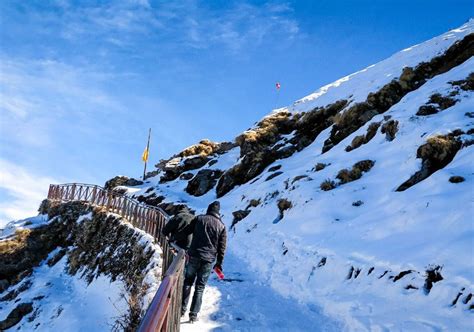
[181,201,227,322]
[162,206,195,250]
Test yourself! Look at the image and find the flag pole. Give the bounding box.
[143,128,151,180]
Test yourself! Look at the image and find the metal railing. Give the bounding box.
[47,183,185,331]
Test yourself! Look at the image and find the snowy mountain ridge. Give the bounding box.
[119,20,474,331]
[0,20,473,332]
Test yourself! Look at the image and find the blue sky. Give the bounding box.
[0,0,472,223]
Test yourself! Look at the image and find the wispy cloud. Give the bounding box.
[0,159,60,226]
[0,57,123,148]
[30,0,301,53]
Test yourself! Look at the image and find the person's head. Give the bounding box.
[207,201,220,216]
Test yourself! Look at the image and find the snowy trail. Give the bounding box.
[181,251,341,331]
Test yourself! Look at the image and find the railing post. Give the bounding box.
[70,183,76,200]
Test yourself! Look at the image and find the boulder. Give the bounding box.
[186,169,224,196]
[104,176,143,190]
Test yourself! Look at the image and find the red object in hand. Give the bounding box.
[214,266,224,280]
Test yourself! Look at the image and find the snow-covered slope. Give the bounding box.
[0,201,162,331]
[118,20,474,331]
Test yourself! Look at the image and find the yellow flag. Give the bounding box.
[142,147,149,163]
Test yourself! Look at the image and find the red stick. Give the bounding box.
[214,267,224,280]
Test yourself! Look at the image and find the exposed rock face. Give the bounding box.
[397,133,463,191]
[346,122,381,151]
[449,72,474,91]
[0,302,33,330]
[104,176,143,190]
[156,140,236,183]
[136,193,194,216]
[0,200,161,331]
[185,169,224,196]
[417,92,458,116]
[380,120,399,141]
[323,33,474,152]
[231,210,251,229]
[216,101,348,197]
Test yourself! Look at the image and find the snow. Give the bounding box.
[0,249,128,331]
[180,252,342,331]
[286,19,474,114]
[0,214,49,238]
[123,20,474,332]
[0,209,163,331]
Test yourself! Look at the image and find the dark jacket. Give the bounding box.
[162,210,194,250]
[188,211,227,265]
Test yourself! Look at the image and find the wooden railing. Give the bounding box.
[47,183,186,331]
[138,250,186,332]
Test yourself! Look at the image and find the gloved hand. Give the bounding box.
[213,263,222,271]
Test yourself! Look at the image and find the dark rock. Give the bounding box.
[424,265,443,294]
[246,199,261,209]
[104,176,143,190]
[265,171,283,181]
[268,165,282,172]
[317,257,327,267]
[186,169,223,196]
[273,199,292,224]
[352,200,363,207]
[381,120,399,141]
[136,193,165,207]
[183,155,210,170]
[429,93,457,109]
[179,173,194,180]
[417,105,439,116]
[314,163,328,171]
[0,303,33,330]
[0,279,9,292]
[393,270,413,282]
[292,175,310,184]
[397,134,462,191]
[449,72,474,91]
[449,176,465,183]
[231,210,251,229]
[452,290,464,306]
[405,285,419,290]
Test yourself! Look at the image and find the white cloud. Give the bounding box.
[40,0,301,53]
[0,159,60,226]
[0,57,123,149]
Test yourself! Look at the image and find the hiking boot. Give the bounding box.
[189,315,198,323]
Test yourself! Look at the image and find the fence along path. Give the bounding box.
[47,183,186,332]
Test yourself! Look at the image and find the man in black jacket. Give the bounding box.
[181,201,227,322]
[162,206,194,250]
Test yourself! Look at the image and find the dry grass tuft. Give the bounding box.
[320,179,337,191]
[0,229,32,255]
[336,160,375,184]
[179,139,220,158]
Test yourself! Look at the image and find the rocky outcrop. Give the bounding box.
[104,176,143,190]
[186,169,224,196]
[0,200,161,331]
[323,33,474,153]
[216,101,348,197]
[156,140,236,183]
[397,132,463,191]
